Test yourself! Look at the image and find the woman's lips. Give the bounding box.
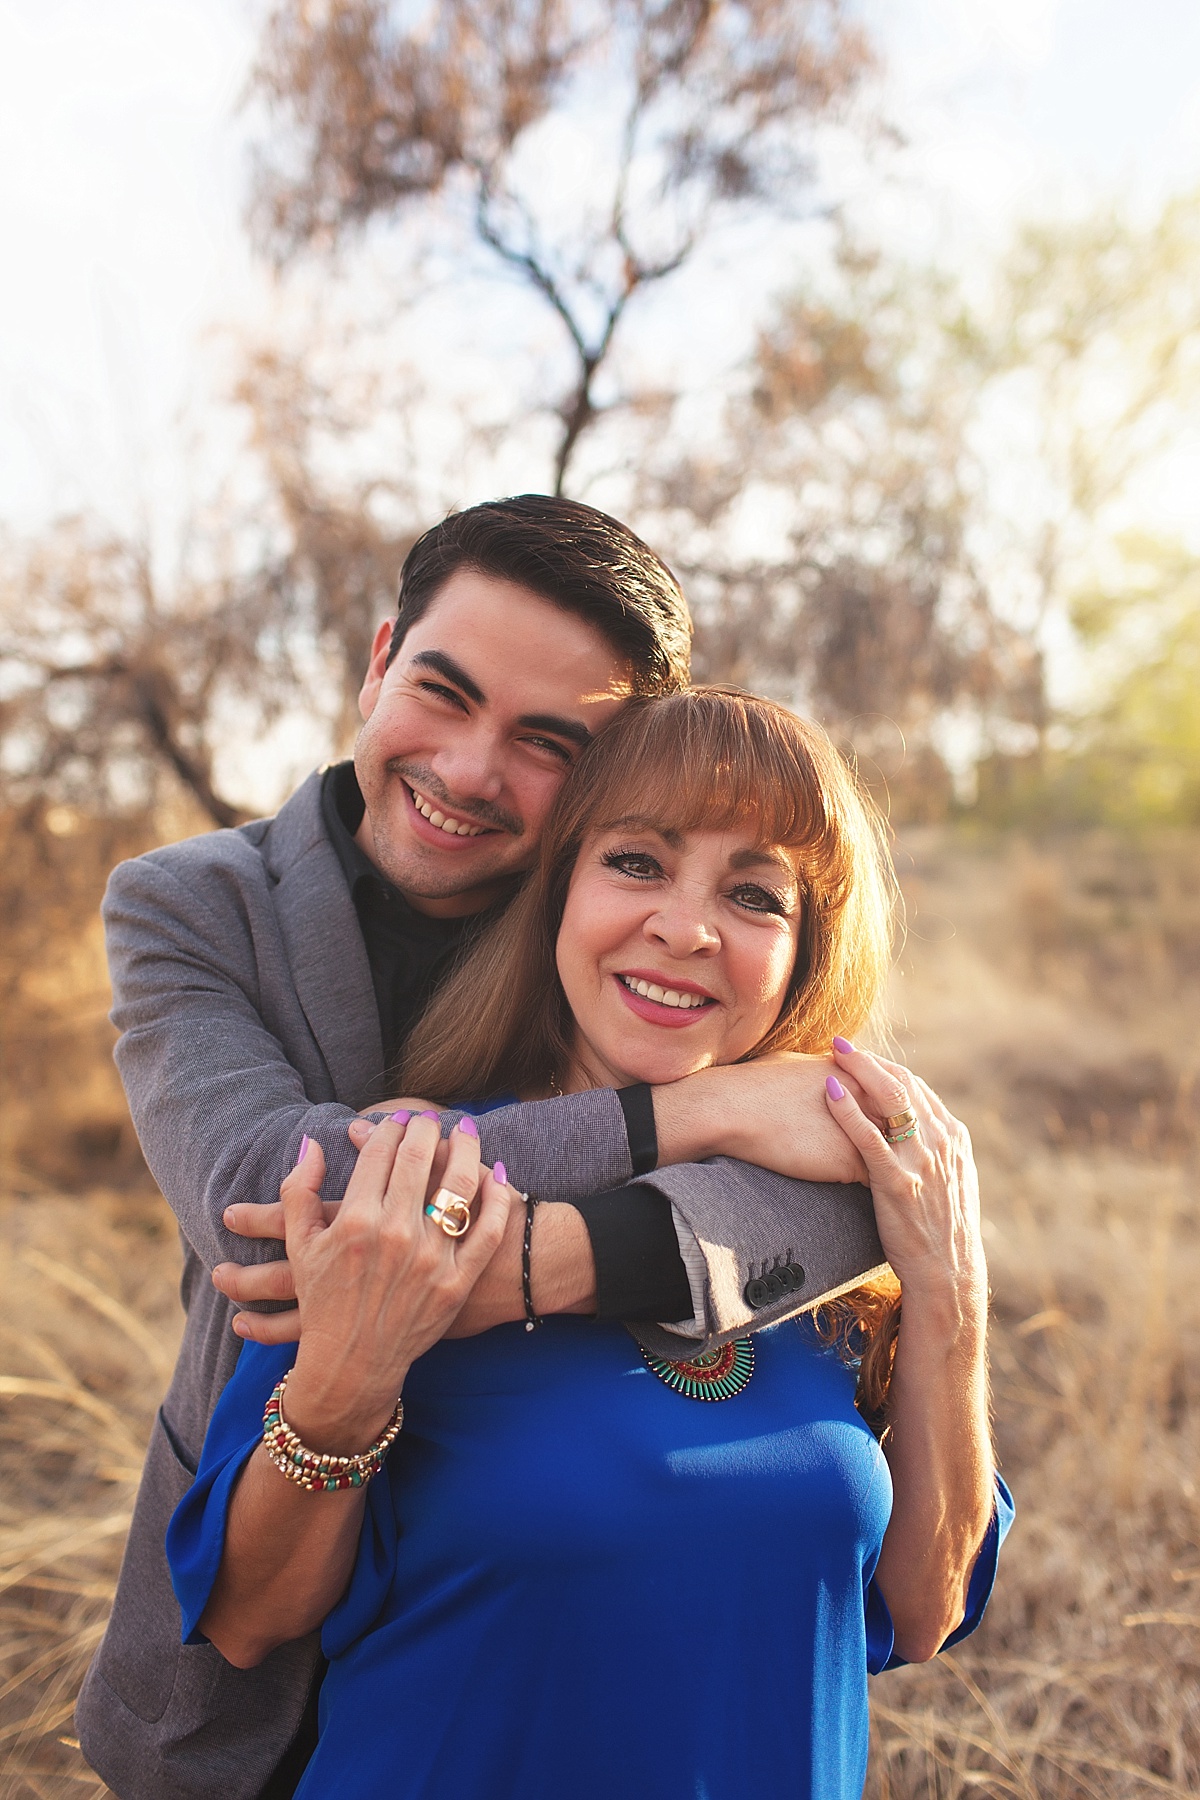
[611,973,717,1029]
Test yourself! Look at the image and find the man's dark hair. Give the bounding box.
[387,495,692,694]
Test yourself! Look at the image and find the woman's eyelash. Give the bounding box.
[601,848,660,878]
[601,851,790,914]
[731,885,788,915]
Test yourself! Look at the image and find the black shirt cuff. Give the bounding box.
[569,1186,693,1323]
[616,1083,658,1175]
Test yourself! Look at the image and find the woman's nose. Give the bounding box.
[643,900,721,958]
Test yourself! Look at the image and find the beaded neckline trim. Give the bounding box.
[640,1336,754,1401]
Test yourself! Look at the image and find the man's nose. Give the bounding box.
[429,729,505,805]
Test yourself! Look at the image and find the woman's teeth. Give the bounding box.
[618,975,710,1009]
[409,785,486,836]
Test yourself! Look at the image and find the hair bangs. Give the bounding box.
[576,689,843,877]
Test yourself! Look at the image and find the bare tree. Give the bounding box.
[250,0,875,494]
[0,340,430,829]
[637,241,1046,808]
[233,344,422,747]
[0,517,265,828]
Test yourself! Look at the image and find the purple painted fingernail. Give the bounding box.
[826,1075,846,1100]
[832,1036,854,1054]
[390,1109,411,1124]
[494,1161,507,1186]
[296,1134,310,1165]
[457,1115,478,1139]
[420,1109,440,1122]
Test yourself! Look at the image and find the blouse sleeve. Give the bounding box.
[317,1469,401,1659]
[165,1340,298,1645]
[866,1474,1015,1677]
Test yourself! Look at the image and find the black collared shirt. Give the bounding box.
[321,763,692,1322]
[322,762,478,1078]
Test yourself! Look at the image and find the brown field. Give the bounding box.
[2,827,1198,1798]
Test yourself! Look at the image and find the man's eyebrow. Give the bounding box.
[408,650,486,706]
[517,712,592,749]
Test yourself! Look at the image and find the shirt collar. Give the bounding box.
[320,761,389,899]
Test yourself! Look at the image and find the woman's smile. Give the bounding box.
[611,969,718,1026]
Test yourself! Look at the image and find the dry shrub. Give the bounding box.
[0,804,200,1192]
[1,826,1198,1796]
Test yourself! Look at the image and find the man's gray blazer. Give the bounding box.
[76,771,885,1800]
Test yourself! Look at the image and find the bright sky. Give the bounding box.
[1,0,1198,532]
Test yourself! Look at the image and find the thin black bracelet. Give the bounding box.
[522,1193,543,1332]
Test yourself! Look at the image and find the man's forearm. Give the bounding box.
[650,1059,872,1186]
[456,1091,633,1201]
[649,1067,721,1167]
[442,1200,597,1334]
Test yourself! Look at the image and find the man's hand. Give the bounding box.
[652,1053,881,1184]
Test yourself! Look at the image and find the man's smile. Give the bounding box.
[402,779,491,838]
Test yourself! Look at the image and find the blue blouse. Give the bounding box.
[169,1313,1012,1800]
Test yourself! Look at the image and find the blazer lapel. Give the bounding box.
[265,773,385,1106]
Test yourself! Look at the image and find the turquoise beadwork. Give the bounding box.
[641,1335,754,1401]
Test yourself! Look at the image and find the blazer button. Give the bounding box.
[744,1276,772,1309]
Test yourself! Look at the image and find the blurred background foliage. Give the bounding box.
[2,1,1197,844]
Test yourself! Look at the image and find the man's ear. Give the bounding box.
[359,618,398,721]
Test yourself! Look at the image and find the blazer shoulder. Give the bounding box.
[103,771,327,912]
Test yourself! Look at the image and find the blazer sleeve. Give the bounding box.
[617,1159,889,1358]
[102,851,636,1275]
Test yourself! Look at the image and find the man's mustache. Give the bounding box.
[390,762,524,837]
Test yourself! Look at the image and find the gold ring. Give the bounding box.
[884,1107,917,1133]
[885,1125,919,1145]
[424,1190,472,1238]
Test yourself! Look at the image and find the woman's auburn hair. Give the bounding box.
[400,685,902,1419]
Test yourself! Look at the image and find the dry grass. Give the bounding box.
[0,1190,181,1798]
[866,830,1200,1797]
[1,827,1198,1798]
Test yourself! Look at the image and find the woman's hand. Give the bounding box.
[200,1114,513,1668]
[215,1118,598,1345]
[281,1113,512,1452]
[823,1042,987,1319]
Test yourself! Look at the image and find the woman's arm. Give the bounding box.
[824,1046,996,1663]
[199,1115,511,1667]
[870,1281,992,1661]
[201,1444,368,1668]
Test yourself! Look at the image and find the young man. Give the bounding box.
[77,497,884,1800]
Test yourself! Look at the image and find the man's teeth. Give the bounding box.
[618,975,709,1009]
[409,786,486,836]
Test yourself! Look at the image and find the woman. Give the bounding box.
[168,688,1011,1800]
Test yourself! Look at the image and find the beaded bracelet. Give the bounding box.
[262,1372,404,1492]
